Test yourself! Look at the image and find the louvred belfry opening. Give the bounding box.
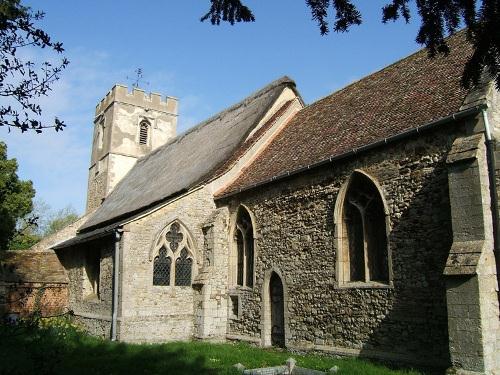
[139,120,149,145]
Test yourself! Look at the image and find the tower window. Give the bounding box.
[139,120,150,145]
[97,120,104,149]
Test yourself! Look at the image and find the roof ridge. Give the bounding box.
[136,76,295,164]
[79,76,297,232]
[217,30,474,198]
[209,99,296,182]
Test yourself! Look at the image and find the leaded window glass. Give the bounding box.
[234,206,255,287]
[236,230,244,286]
[175,248,192,286]
[245,232,254,287]
[152,221,196,287]
[340,172,389,284]
[166,222,183,252]
[153,247,171,285]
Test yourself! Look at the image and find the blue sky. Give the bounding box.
[1,1,424,215]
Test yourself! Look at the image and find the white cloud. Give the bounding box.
[1,47,121,215]
[1,46,206,216]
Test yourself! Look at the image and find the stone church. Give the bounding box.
[27,31,499,374]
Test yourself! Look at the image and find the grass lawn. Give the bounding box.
[0,319,424,375]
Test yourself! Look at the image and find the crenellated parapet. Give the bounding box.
[87,84,178,213]
[95,84,178,117]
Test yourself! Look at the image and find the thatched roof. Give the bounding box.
[80,76,296,232]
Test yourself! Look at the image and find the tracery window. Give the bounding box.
[151,221,195,286]
[337,171,390,284]
[233,206,255,287]
[139,120,150,145]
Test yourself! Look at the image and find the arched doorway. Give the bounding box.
[270,272,285,347]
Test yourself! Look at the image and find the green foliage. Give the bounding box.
[0,142,36,251]
[202,0,500,90]
[5,200,80,250]
[7,231,40,250]
[43,206,79,237]
[0,0,68,133]
[0,321,423,375]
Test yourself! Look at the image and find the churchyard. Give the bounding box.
[0,317,423,375]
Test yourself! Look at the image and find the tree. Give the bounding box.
[0,141,36,250]
[201,0,500,89]
[43,206,79,237]
[7,202,80,250]
[0,0,68,133]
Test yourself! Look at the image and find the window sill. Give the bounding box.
[229,285,254,293]
[152,285,194,290]
[83,294,100,303]
[336,281,393,289]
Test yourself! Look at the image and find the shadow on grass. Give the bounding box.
[0,324,219,375]
[0,322,424,375]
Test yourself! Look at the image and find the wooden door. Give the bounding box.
[270,272,285,347]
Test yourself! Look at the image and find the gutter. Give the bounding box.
[481,108,500,302]
[111,228,123,341]
[217,104,486,200]
[51,225,117,250]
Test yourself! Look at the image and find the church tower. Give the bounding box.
[86,85,178,213]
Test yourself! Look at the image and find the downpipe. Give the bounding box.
[481,109,500,303]
[111,228,123,341]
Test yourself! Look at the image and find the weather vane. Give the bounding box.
[127,68,149,88]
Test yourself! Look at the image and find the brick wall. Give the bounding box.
[0,282,68,318]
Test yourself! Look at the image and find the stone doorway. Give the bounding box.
[270,272,285,347]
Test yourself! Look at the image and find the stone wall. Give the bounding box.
[221,124,471,368]
[86,85,178,213]
[56,238,114,338]
[117,187,230,343]
[86,162,108,212]
[444,132,500,374]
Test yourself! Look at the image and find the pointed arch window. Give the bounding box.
[139,120,150,145]
[233,206,255,287]
[97,119,105,150]
[337,171,390,285]
[151,221,196,286]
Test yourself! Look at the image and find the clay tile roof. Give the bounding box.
[217,30,474,197]
[80,76,296,232]
[0,250,68,284]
